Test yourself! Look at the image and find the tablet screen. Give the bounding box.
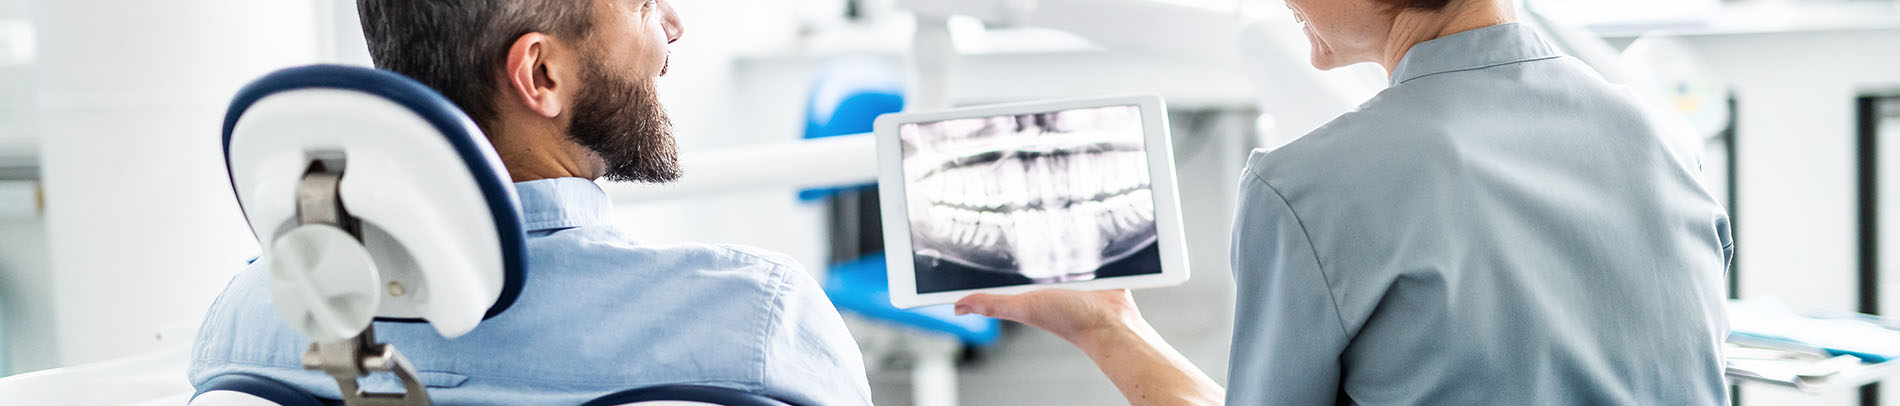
[898,105,1162,293]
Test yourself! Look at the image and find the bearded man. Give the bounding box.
[188,1,873,404]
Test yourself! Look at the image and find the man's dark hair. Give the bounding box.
[356,0,595,133]
[1377,0,1452,11]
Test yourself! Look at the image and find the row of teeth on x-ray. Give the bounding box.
[910,144,1159,278]
[917,149,1151,211]
[900,106,1142,149]
[901,106,1154,279]
[922,187,1157,252]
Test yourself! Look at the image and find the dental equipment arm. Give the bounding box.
[903,0,1246,63]
[899,0,1380,145]
[955,290,1224,406]
[598,134,877,204]
[633,1,1377,213]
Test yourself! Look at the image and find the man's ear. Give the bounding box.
[503,33,564,119]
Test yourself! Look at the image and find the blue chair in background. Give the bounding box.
[825,255,999,347]
[802,58,998,406]
[798,58,906,202]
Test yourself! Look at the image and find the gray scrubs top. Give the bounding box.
[1226,23,1733,405]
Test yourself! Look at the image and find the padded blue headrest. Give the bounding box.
[798,59,905,202]
[803,59,906,140]
[221,65,528,321]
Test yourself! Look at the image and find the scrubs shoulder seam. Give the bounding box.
[1396,55,1565,86]
[1244,170,1352,338]
[1723,242,1736,277]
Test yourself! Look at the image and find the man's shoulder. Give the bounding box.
[540,238,825,318]
[194,261,277,331]
[619,242,812,288]
[189,261,309,385]
[708,244,804,274]
[542,228,804,275]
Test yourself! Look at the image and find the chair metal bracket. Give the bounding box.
[294,165,431,406]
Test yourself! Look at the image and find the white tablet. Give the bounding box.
[875,94,1190,309]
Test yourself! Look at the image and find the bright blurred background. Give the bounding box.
[1,0,1899,405]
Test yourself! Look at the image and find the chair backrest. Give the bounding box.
[222,64,528,341]
[582,385,797,406]
[191,380,795,406]
[189,374,327,406]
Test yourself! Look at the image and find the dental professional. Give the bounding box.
[956,0,1733,404]
[190,0,872,404]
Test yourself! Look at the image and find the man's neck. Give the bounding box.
[1379,0,1517,76]
[489,119,605,183]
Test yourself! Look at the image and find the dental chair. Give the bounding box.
[198,65,792,406]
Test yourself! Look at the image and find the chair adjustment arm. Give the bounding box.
[294,168,431,406]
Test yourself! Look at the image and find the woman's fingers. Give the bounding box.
[954,293,1017,319]
[953,289,1140,341]
[960,292,1072,336]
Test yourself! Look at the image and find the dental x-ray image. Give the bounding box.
[899,105,1162,293]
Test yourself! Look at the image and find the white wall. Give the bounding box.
[30,0,320,368]
[0,0,40,376]
[0,0,33,160]
[1662,27,1900,405]
[0,215,50,374]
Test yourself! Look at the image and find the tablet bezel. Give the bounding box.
[874,94,1190,309]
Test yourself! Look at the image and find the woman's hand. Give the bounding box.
[954,289,1142,345]
[955,289,1226,405]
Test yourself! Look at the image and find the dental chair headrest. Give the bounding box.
[222,65,527,340]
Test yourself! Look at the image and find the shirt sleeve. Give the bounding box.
[1225,171,1353,405]
[758,263,875,406]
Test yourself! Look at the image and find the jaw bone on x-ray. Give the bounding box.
[900,105,1162,292]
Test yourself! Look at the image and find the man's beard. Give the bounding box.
[566,60,680,183]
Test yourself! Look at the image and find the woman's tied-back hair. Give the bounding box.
[1379,0,1452,12]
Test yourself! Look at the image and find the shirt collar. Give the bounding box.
[514,177,614,232]
[1388,22,1562,87]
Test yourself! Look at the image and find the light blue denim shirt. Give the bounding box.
[191,177,872,405]
[1226,23,1733,405]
